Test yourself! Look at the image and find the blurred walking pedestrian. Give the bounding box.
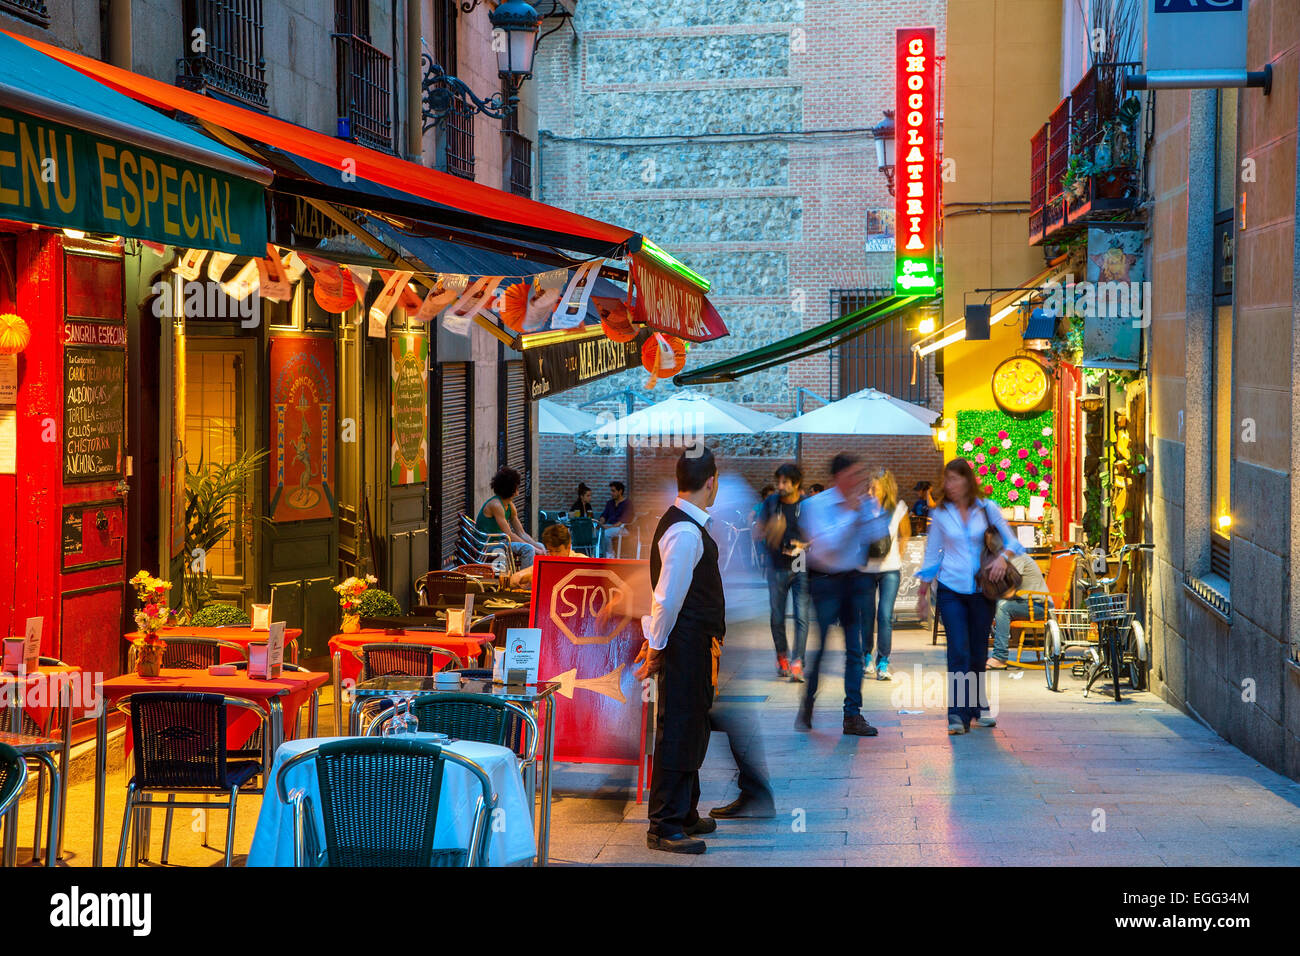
[859,470,911,682]
[755,464,810,681]
[797,454,892,736]
[916,459,1025,734]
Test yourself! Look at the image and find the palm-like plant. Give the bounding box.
[182,449,271,614]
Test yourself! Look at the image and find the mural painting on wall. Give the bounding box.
[269,336,335,522]
[390,334,428,486]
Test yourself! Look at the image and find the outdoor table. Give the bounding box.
[90,667,328,867]
[124,626,303,665]
[1,666,79,862]
[329,629,494,735]
[246,734,535,866]
[350,675,560,866]
[0,731,62,868]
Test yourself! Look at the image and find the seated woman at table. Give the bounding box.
[569,483,595,519]
[506,523,582,589]
[476,467,542,568]
[985,528,1050,670]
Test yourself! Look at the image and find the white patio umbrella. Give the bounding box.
[537,399,604,435]
[588,389,785,439]
[769,387,939,436]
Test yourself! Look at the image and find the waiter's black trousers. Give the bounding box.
[647,765,701,837]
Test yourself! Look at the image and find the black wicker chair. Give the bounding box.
[367,692,538,773]
[115,692,269,867]
[350,644,465,735]
[0,742,27,820]
[275,737,495,866]
[159,637,247,670]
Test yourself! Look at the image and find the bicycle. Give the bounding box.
[1043,543,1153,700]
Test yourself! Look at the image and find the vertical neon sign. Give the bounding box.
[895,26,939,295]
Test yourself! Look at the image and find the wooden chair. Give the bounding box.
[1008,552,1075,667]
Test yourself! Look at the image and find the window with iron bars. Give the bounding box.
[0,0,48,27]
[428,0,474,180]
[502,94,532,197]
[831,288,940,409]
[177,0,268,111]
[333,38,393,151]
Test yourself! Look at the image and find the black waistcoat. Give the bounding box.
[648,505,725,772]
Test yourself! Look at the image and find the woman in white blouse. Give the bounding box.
[859,470,911,681]
[916,459,1024,734]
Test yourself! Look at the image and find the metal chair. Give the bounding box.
[454,563,499,578]
[367,692,539,775]
[115,692,269,867]
[457,516,518,575]
[12,656,73,864]
[351,643,465,735]
[568,517,601,557]
[486,607,531,650]
[416,570,479,605]
[0,742,27,855]
[276,737,496,867]
[160,637,248,670]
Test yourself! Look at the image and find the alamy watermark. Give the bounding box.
[1040,274,1150,329]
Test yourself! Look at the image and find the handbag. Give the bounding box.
[867,503,900,559]
[974,502,1022,600]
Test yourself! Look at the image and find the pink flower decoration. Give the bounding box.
[1041,477,1051,488]
[978,465,989,476]
[1008,489,1020,501]
[1043,459,1052,469]
[997,430,1008,440]
[999,458,1011,469]
[1028,481,1038,491]
[975,453,986,464]
[1017,448,1029,459]
[983,485,994,495]
[996,470,1007,482]
[1013,477,1025,488]
[972,437,984,446]
[1037,447,1049,457]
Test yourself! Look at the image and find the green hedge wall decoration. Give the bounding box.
[954,409,1056,508]
[189,603,251,627]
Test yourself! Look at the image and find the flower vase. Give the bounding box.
[342,613,361,634]
[136,641,165,677]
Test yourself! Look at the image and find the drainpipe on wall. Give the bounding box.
[108,0,132,69]
[407,0,423,159]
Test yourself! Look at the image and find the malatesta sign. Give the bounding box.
[0,105,266,256]
[523,327,651,400]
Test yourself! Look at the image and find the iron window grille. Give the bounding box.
[0,0,49,27]
[831,288,939,408]
[177,0,268,111]
[333,32,394,153]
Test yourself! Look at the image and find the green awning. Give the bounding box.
[674,294,927,385]
[0,31,270,255]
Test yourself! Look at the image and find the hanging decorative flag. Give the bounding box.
[300,253,356,314]
[641,332,686,390]
[280,249,308,283]
[206,251,236,283]
[220,257,260,301]
[139,240,166,256]
[551,259,604,330]
[499,279,561,334]
[443,276,504,334]
[258,245,292,302]
[348,265,373,306]
[175,248,208,281]
[370,269,413,326]
[412,280,459,322]
[594,296,637,343]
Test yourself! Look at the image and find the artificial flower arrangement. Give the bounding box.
[129,570,174,675]
[334,574,378,633]
[955,410,1055,508]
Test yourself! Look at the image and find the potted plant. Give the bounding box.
[182,449,270,618]
[129,570,174,676]
[334,575,378,633]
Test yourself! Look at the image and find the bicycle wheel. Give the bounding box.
[1126,620,1148,691]
[1105,627,1124,701]
[1044,619,1061,692]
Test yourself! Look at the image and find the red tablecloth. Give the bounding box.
[0,664,87,734]
[124,626,304,664]
[329,630,492,685]
[101,668,328,752]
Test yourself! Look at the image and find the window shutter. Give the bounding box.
[438,363,472,567]
[503,361,530,533]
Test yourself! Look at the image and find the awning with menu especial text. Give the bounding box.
[4,29,640,259]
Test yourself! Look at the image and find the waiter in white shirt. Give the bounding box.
[634,448,772,855]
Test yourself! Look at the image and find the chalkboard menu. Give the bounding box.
[64,345,126,482]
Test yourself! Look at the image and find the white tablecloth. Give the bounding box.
[247,734,536,866]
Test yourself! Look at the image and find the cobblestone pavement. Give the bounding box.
[547,582,1300,867]
[10,582,1300,868]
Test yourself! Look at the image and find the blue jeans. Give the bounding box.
[935,584,995,726]
[858,570,900,672]
[992,596,1047,662]
[803,571,865,717]
[766,566,809,663]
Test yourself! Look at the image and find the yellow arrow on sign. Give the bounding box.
[547,664,627,703]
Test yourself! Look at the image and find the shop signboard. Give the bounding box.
[269,336,336,522]
[1146,0,1246,73]
[1082,226,1145,369]
[389,334,428,486]
[894,26,940,296]
[522,325,651,400]
[629,253,728,342]
[0,105,266,255]
[530,555,651,766]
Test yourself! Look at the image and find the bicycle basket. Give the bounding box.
[1085,593,1130,622]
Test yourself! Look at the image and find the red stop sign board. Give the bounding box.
[530,555,651,766]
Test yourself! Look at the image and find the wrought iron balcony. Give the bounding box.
[1028,62,1143,246]
[333,32,394,153]
[0,0,49,27]
[176,0,268,111]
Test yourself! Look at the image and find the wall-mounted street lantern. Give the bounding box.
[421,0,542,131]
[872,109,896,197]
